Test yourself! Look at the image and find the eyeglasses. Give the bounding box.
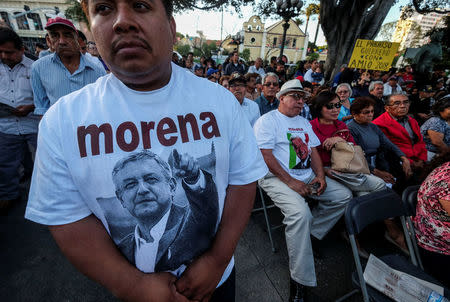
[286,93,305,101]
[388,100,410,107]
[324,102,342,109]
[337,90,350,94]
[263,82,279,87]
[361,110,374,115]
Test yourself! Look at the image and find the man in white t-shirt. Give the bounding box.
[228,72,260,126]
[254,79,352,302]
[25,1,268,301]
[247,57,265,78]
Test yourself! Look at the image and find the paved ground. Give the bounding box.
[1,181,403,302]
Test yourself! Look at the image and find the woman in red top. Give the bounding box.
[310,91,386,196]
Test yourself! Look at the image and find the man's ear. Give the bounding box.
[169,16,177,45]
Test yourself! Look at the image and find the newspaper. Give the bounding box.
[363,254,444,302]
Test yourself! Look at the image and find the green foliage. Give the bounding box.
[65,0,88,26]
[240,48,250,61]
[306,52,319,61]
[175,44,191,56]
[176,32,185,39]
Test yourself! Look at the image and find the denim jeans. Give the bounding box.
[0,131,37,200]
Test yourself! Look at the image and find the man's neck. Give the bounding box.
[264,94,275,103]
[246,87,254,93]
[58,52,80,74]
[115,62,172,92]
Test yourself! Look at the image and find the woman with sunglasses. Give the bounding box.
[310,92,386,196]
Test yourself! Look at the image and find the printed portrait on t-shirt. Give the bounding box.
[287,131,311,170]
[96,144,219,276]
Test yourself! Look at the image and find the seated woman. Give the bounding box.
[310,91,386,196]
[414,153,450,287]
[420,96,450,161]
[336,83,354,124]
[347,97,412,186]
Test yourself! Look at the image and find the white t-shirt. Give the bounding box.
[25,63,268,286]
[254,110,320,182]
[241,98,260,127]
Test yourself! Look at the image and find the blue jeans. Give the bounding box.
[0,131,37,200]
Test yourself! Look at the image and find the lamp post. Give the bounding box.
[275,0,303,59]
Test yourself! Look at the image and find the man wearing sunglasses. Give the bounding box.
[254,72,280,115]
[254,79,352,302]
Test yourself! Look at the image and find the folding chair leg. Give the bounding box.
[259,186,277,253]
[400,216,418,267]
[350,234,370,302]
[406,216,424,270]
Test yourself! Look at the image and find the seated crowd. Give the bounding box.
[197,54,449,301]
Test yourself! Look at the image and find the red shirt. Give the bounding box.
[310,119,356,166]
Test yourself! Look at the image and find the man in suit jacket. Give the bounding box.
[373,93,427,171]
[113,149,218,274]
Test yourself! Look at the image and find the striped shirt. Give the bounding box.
[0,55,40,135]
[31,53,106,115]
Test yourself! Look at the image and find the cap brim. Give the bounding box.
[276,87,304,99]
[45,22,76,31]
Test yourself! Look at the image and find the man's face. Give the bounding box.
[262,76,279,98]
[276,64,284,73]
[78,38,87,54]
[232,52,239,63]
[279,92,305,117]
[88,43,99,56]
[386,94,410,118]
[194,68,203,77]
[311,61,319,70]
[389,79,397,88]
[247,76,256,89]
[87,0,176,79]
[405,66,412,73]
[229,80,246,103]
[304,62,311,70]
[114,159,175,221]
[0,42,23,68]
[255,58,262,68]
[371,84,383,98]
[47,25,80,56]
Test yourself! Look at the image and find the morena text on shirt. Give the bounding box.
[77,112,221,158]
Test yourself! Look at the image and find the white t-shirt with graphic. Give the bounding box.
[25,63,268,286]
[254,110,320,182]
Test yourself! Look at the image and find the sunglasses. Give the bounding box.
[286,93,305,101]
[263,82,279,87]
[361,110,374,115]
[324,102,342,109]
[229,83,246,88]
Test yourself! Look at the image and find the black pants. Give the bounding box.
[210,268,236,302]
[419,246,450,288]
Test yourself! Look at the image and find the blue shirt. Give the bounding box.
[31,53,106,115]
[254,94,279,116]
[0,55,40,135]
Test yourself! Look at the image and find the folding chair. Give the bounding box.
[336,188,446,302]
[252,185,283,252]
[401,185,424,270]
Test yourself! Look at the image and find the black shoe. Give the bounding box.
[290,278,305,302]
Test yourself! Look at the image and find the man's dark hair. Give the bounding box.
[81,0,173,19]
[35,42,46,49]
[301,81,313,89]
[0,27,23,50]
[77,30,87,42]
[385,93,408,106]
[231,50,238,56]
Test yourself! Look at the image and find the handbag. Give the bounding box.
[331,141,370,174]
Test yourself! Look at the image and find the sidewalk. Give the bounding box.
[1,182,400,301]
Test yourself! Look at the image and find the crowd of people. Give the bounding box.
[0,1,449,301]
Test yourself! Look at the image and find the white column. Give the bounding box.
[301,33,309,60]
[260,30,267,58]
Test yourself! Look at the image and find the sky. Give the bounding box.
[173,0,409,45]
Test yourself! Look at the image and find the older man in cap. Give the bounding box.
[228,72,260,126]
[31,17,105,116]
[254,79,352,302]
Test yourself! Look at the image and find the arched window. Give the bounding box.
[256,25,261,31]
[14,12,29,30]
[247,25,252,31]
[29,13,43,30]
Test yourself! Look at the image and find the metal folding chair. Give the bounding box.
[401,185,424,270]
[252,185,283,252]
[336,188,428,302]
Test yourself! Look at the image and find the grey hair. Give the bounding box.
[336,83,353,98]
[262,72,279,84]
[112,150,172,188]
[368,81,383,92]
[385,92,408,106]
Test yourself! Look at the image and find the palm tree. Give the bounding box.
[304,3,320,35]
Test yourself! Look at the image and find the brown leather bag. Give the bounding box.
[331,141,370,174]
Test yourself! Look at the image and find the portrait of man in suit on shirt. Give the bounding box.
[112,149,219,274]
